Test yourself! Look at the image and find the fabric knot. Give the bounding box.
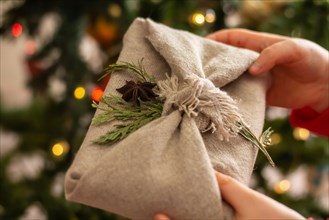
[157,74,243,141]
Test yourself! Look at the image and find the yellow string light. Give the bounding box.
[270,133,282,145]
[192,13,205,25]
[293,127,310,141]
[108,3,122,18]
[51,141,69,157]
[205,9,216,23]
[74,86,86,100]
[274,179,290,194]
[52,144,64,156]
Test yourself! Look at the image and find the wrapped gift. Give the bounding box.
[65,18,271,219]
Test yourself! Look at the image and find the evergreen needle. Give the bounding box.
[95,59,275,167]
[236,121,275,167]
[101,59,156,84]
[92,96,162,145]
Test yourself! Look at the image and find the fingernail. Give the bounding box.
[154,214,171,220]
[249,63,262,74]
[215,172,230,186]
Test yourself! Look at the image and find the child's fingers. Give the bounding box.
[207,29,286,52]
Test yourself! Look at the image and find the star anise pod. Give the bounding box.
[116,80,158,105]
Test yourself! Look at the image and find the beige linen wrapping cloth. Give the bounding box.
[65,18,269,219]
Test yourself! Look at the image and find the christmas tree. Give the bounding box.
[1,0,328,219]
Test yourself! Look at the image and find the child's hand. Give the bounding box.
[154,171,304,220]
[208,29,329,113]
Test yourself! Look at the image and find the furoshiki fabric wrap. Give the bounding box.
[65,18,269,219]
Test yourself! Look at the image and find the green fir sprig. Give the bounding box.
[236,121,275,167]
[94,59,275,167]
[101,59,156,84]
[93,59,161,145]
[92,95,162,145]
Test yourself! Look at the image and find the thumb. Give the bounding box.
[154,214,171,220]
[215,172,253,213]
[215,172,305,219]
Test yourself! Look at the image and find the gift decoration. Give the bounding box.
[65,18,273,219]
[92,60,274,165]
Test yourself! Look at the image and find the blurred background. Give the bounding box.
[0,0,328,219]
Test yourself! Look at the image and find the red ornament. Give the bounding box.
[92,87,104,102]
[12,23,23,38]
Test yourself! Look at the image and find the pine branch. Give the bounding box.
[92,96,163,145]
[236,121,275,167]
[96,59,275,167]
[101,59,156,84]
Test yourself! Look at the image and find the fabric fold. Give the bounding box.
[66,111,224,219]
[65,17,269,219]
[145,18,259,87]
[157,74,243,140]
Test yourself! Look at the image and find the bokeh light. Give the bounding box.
[274,179,291,194]
[293,127,310,141]
[92,87,104,102]
[12,23,23,37]
[205,9,216,23]
[74,86,86,100]
[270,133,282,145]
[108,3,122,18]
[192,13,205,25]
[51,141,69,157]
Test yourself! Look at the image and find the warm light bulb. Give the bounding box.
[279,179,290,191]
[108,3,122,18]
[52,144,64,156]
[270,133,281,145]
[274,179,290,194]
[293,127,310,141]
[92,87,104,102]
[192,13,205,25]
[205,9,216,23]
[74,86,86,99]
[12,23,23,38]
[51,141,69,157]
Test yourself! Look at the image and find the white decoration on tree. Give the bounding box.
[6,153,45,183]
